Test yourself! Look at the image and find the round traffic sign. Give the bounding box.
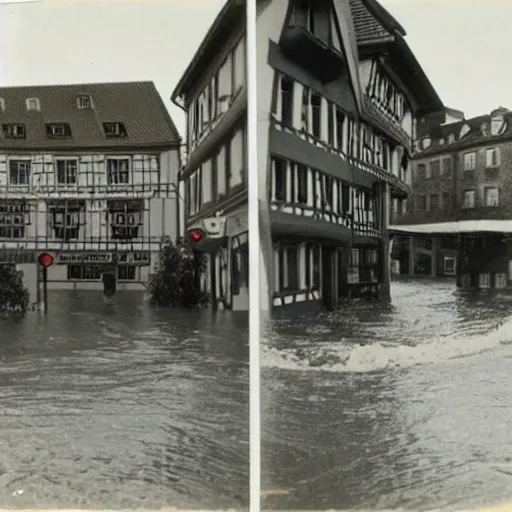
[38,252,54,268]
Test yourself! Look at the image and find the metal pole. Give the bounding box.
[42,266,48,314]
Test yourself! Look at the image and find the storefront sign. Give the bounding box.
[57,252,151,265]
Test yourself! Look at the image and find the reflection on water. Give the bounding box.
[0,291,249,509]
[262,279,512,510]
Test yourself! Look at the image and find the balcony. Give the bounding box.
[279,22,344,83]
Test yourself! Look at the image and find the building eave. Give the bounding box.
[170,0,243,107]
[360,0,407,37]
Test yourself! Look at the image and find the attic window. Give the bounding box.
[460,124,470,138]
[46,123,72,138]
[439,138,445,145]
[448,134,455,143]
[422,137,431,150]
[103,122,127,138]
[77,95,92,109]
[490,115,506,136]
[2,124,26,139]
[481,123,490,136]
[26,98,40,111]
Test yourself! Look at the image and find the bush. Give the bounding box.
[146,237,210,309]
[0,264,30,318]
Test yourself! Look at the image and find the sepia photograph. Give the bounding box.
[0,0,249,509]
[258,0,512,510]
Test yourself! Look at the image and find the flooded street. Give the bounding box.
[262,279,512,510]
[0,291,249,510]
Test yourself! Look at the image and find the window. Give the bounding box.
[442,157,452,175]
[0,98,4,111]
[107,200,143,240]
[48,200,85,240]
[297,164,308,204]
[280,76,293,127]
[442,192,450,210]
[103,122,127,138]
[77,95,92,109]
[425,163,431,179]
[232,36,245,93]
[46,123,71,138]
[463,190,475,209]
[67,265,102,280]
[335,108,344,151]
[485,187,499,207]
[56,159,78,185]
[417,163,426,179]
[463,152,476,171]
[311,94,321,138]
[416,195,426,210]
[486,148,499,167]
[444,255,456,276]
[217,57,232,114]
[106,158,130,184]
[430,160,440,178]
[292,0,313,31]
[273,158,287,202]
[422,137,431,150]
[0,201,28,238]
[305,243,320,289]
[2,124,26,139]
[448,134,455,144]
[279,246,299,290]
[460,124,470,138]
[229,128,244,189]
[429,194,439,210]
[490,115,506,136]
[118,266,137,280]
[26,98,40,111]
[9,160,30,186]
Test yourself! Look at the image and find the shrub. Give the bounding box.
[146,237,210,309]
[0,264,30,318]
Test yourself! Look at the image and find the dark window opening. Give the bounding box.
[280,76,294,127]
[297,164,308,204]
[274,159,287,201]
[103,122,127,138]
[311,94,321,137]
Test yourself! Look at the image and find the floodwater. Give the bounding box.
[262,278,512,510]
[0,291,249,509]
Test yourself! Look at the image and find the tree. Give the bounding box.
[0,264,30,318]
[146,237,210,309]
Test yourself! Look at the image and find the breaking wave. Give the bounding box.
[262,310,512,373]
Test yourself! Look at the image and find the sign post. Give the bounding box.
[38,252,54,314]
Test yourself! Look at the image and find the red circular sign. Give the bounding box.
[38,253,54,268]
[189,230,203,243]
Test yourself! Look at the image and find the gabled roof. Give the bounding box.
[349,0,404,45]
[0,81,181,150]
[171,0,244,106]
[349,0,443,116]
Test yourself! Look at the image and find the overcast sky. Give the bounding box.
[0,0,510,137]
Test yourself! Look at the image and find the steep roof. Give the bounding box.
[171,0,244,106]
[349,0,403,45]
[0,81,181,150]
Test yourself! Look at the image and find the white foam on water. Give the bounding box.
[262,315,512,373]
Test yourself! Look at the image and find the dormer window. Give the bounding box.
[460,124,470,138]
[46,123,72,138]
[26,98,40,111]
[103,122,127,138]
[448,134,455,143]
[422,137,431,150]
[2,124,26,139]
[490,115,506,136]
[77,95,92,109]
[481,123,490,136]
[439,138,445,145]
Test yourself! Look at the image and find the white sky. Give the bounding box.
[0,0,511,137]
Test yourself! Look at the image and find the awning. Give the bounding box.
[389,220,512,235]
